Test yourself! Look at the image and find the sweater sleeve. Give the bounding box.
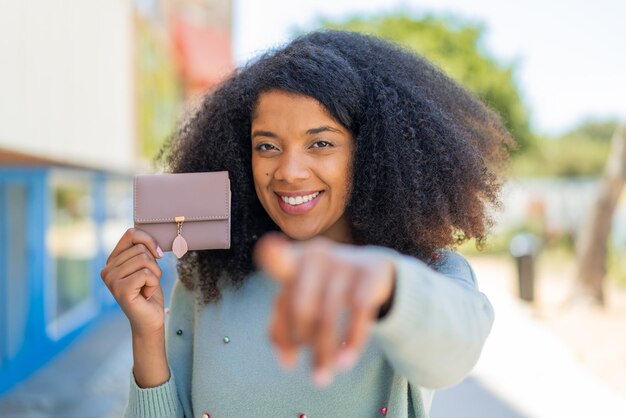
[370,247,494,389]
[124,279,195,418]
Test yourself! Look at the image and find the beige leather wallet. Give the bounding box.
[134,171,231,258]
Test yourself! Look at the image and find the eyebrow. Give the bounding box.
[305,126,343,135]
[251,130,277,139]
[251,126,342,140]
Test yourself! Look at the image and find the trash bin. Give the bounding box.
[509,233,540,302]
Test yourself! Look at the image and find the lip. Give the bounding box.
[276,190,324,215]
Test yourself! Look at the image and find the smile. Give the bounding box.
[280,191,320,206]
[275,191,324,215]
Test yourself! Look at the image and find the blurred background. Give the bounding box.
[0,0,625,417]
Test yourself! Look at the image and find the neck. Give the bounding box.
[318,216,355,245]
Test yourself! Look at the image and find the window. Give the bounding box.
[47,173,98,337]
[0,182,30,367]
[103,178,133,255]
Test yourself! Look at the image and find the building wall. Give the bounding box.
[0,0,136,172]
[0,0,232,395]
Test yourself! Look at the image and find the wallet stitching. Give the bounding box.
[136,216,228,222]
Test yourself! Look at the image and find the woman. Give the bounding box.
[101,30,514,417]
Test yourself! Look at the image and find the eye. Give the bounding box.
[311,140,333,148]
[255,143,277,151]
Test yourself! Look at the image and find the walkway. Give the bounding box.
[2,257,625,417]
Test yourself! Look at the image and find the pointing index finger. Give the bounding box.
[253,232,299,285]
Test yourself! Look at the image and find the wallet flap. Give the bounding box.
[134,171,230,224]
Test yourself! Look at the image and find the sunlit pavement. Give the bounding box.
[430,376,529,418]
[3,260,626,417]
[0,313,132,418]
[430,258,626,418]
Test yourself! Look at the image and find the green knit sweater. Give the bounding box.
[124,246,494,418]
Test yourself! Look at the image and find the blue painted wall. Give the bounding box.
[0,166,165,395]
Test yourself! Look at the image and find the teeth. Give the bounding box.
[281,191,320,206]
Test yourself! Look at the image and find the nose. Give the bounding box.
[273,150,311,183]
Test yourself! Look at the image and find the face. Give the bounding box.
[251,90,355,243]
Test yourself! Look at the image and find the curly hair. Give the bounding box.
[161,30,515,303]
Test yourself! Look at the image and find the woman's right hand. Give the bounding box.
[100,228,165,337]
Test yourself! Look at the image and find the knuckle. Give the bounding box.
[306,241,329,258]
[136,243,147,253]
[149,271,160,284]
[137,259,151,272]
[109,279,120,296]
[292,301,314,323]
[120,292,134,306]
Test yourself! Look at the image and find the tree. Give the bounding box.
[318,13,534,152]
[511,119,617,178]
[573,124,626,306]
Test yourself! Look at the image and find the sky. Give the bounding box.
[232,0,625,136]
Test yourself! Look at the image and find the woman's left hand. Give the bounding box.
[253,232,396,388]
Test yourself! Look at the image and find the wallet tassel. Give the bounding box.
[172,216,189,258]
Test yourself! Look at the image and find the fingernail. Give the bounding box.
[313,368,332,388]
[336,348,358,371]
[156,246,164,258]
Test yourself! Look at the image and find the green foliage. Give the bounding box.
[511,119,617,178]
[560,119,618,143]
[314,13,534,152]
[458,228,521,256]
[459,216,552,256]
